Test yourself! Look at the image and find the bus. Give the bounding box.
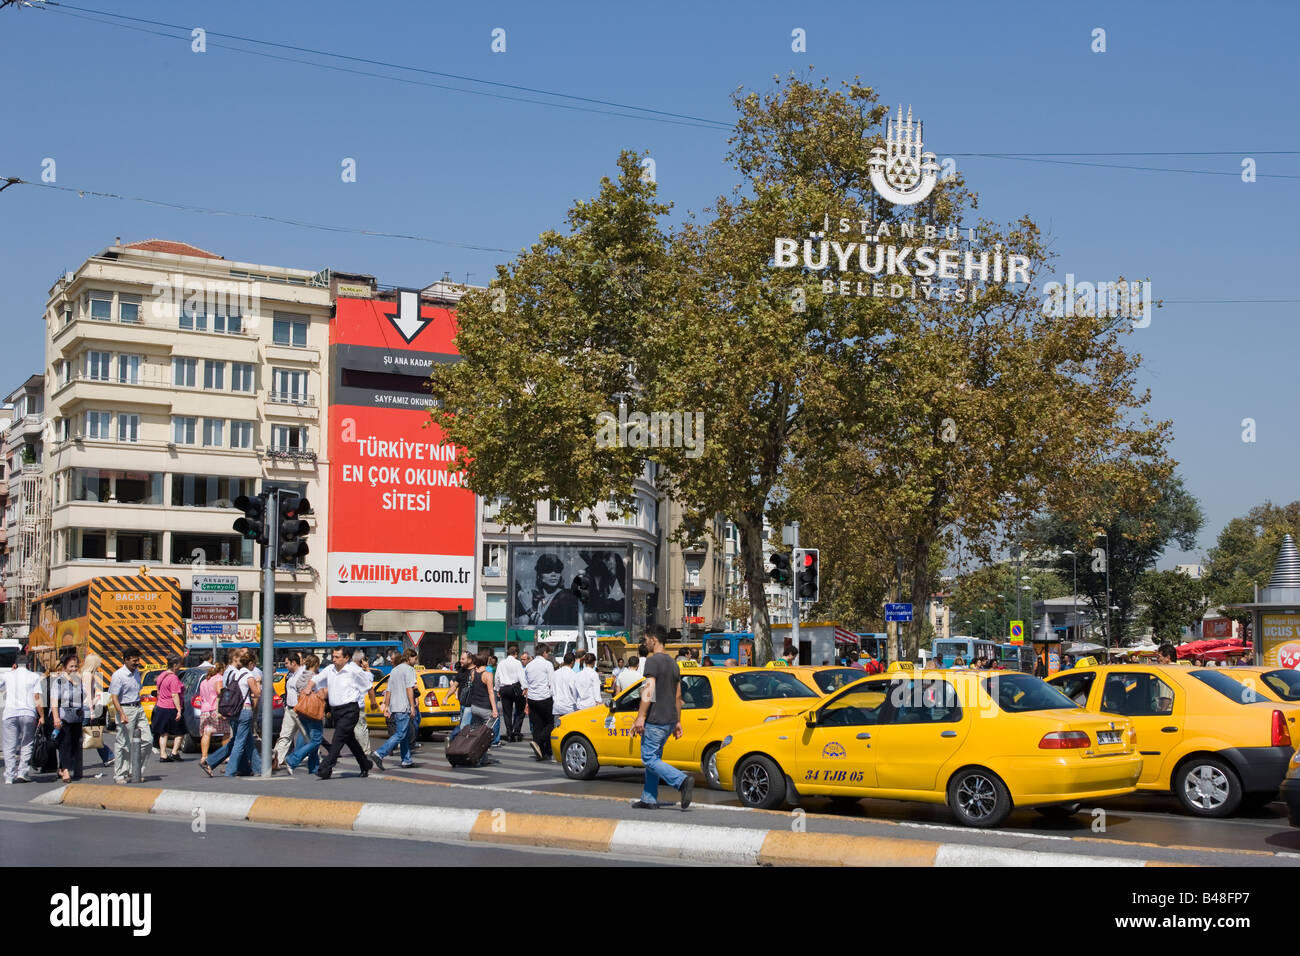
[27,574,183,680]
[931,636,999,668]
[996,643,1035,671]
[703,631,754,666]
[856,633,888,664]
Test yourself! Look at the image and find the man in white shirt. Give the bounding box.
[615,655,642,694]
[272,653,305,770]
[573,652,602,711]
[350,650,376,759]
[108,647,148,785]
[550,653,580,720]
[308,647,374,780]
[495,644,528,743]
[3,655,45,784]
[523,645,555,761]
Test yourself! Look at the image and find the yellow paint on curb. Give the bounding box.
[758,831,941,867]
[1145,861,1198,867]
[246,796,364,829]
[469,810,618,852]
[61,784,162,813]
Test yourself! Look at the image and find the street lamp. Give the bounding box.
[1097,532,1112,650]
[1062,550,1078,645]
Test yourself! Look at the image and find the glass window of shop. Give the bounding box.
[65,468,163,504]
[172,532,253,567]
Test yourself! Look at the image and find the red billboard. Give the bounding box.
[1202,618,1234,639]
[327,291,476,611]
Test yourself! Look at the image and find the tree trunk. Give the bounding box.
[906,535,934,660]
[737,511,774,665]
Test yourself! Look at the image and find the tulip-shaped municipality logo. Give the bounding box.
[869,105,940,206]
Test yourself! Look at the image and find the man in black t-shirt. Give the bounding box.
[631,626,693,811]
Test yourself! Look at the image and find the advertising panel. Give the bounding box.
[507,542,631,631]
[328,292,476,611]
[1261,613,1300,669]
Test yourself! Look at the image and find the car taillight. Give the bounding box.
[1272,709,1292,748]
[191,695,202,709]
[424,691,436,708]
[1039,731,1090,749]
[1129,725,1137,747]
[273,695,283,709]
[140,693,155,703]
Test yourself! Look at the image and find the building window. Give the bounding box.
[117,414,140,443]
[548,503,569,522]
[485,592,506,620]
[202,418,224,447]
[88,291,112,321]
[482,542,506,573]
[172,416,197,445]
[173,357,197,388]
[180,303,207,332]
[201,360,224,391]
[115,532,159,563]
[117,354,141,384]
[685,559,702,587]
[172,533,253,567]
[69,529,108,560]
[211,308,242,335]
[86,351,111,381]
[271,368,307,404]
[171,475,253,508]
[119,294,142,324]
[270,424,307,450]
[231,363,255,393]
[230,421,254,449]
[85,410,111,440]
[483,496,507,519]
[69,469,112,502]
[57,418,69,442]
[272,314,309,348]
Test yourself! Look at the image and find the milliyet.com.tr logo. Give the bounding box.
[329,553,474,599]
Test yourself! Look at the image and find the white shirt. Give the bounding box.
[108,665,142,706]
[550,666,580,715]
[496,654,527,688]
[573,667,602,710]
[523,656,554,701]
[615,668,641,694]
[311,662,373,707]
[2,667,43,719]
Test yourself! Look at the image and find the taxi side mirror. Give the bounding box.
[805,709,818,728]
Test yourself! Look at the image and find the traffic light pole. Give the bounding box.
[791,521,800,660]
[259,489,277,778]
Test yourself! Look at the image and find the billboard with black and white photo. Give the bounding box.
[507,542,632,631]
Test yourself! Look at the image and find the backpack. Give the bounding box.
[217,670,246,721]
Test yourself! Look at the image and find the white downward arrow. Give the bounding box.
[387,289,428,343]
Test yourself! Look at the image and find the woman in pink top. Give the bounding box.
[151,657,187,762]
[197,664,228,764]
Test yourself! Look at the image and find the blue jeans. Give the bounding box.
[447,707,472,742]
[286,717,322,772]
[223,710,262,777]
[640,722,687,805]
[375,712,412,763]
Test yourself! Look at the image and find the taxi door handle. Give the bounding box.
[1161,726,1178,733]
[940,731,957,738]
[856,732,871,740]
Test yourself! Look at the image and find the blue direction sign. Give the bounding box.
[884,603,913,623]
[191,623,224,635]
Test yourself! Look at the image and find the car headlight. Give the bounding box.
[719,735,733,749]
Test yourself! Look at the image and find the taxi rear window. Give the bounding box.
[421,672,453,690]
[1190,670,1268,704]
[982,674,1077,713]
[729,672,819,701]
[1262,670,1300,701]
[812,668,865,693]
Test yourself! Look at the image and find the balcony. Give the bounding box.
[53,312,257,349]
[265,447,317,464]
[269,391,316,407]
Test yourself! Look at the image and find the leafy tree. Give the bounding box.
[1139,569,1208,642]
[948,562,1069,641]
[1203,501,1300,622]
[1032,473,1204,645]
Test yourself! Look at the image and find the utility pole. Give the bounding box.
[791,521,800,661]
[259,488,278,778]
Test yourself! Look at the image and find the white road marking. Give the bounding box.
[0,809,75,823]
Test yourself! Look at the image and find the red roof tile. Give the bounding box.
[121,239,224,260]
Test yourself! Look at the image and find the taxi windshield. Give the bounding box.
[1261,669,1300,701]
[1190,669,1268,704]
[982,673,1078,712]
[729,671,819,701]
[811,668,865,693]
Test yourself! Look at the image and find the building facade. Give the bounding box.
[655,500,726,638]
[3,375,49,638]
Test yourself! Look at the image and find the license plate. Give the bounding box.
[1097,730,1122,745]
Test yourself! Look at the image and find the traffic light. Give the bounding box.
[795,548,819,602]
[768,551,792,585]
[571,573,591,603]
[277,492,313,565]
[232,493,269,546]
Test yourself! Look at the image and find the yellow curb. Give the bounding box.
[1145,861,1199,867]
[247,796,364,829]
[60,784,163,813]
[469,810,618,852]
[758,831,941,866]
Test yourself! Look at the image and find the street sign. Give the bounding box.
[407,630,424,647]
[884,603,913,623]
[192,590,239,606]
[1009,620,1024,644]
[192,575,238,592]
[191,623,224,635]
[192,605,238,622]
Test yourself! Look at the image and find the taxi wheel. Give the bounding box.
[561,735,599,780]
[946,767,1012,828]
[701,744,723,790]
[1174,757,1241,817]
[181,733,200,754]
[735,755,786,810]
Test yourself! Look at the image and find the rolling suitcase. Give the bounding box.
[445,722,493,767]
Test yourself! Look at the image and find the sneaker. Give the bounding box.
[282,764,294,776]
[15,774,31,784]
[528,740,543,760]
[3,779,12,785]
[680,775,695,810]
[315,770,331,780]
[399,762,416,768]
[371,754,385,772]
[630,799,659,810]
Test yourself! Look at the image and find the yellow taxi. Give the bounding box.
[139,668,165,722]
[1048,664,1297,816]
[714,670,1142,827]
[1221,666,1300,704]
[552,666,822,788]
[364,668,460,737]
[789,666,874,696]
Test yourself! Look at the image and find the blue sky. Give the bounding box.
[1,0,1296,566]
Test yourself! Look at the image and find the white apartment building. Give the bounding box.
[42,240,332,644]
[3,375,49,637]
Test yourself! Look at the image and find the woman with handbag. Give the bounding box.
[283,655,324,776]
[52,652,86,782]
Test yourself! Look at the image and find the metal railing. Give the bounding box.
[268,391,315,406]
